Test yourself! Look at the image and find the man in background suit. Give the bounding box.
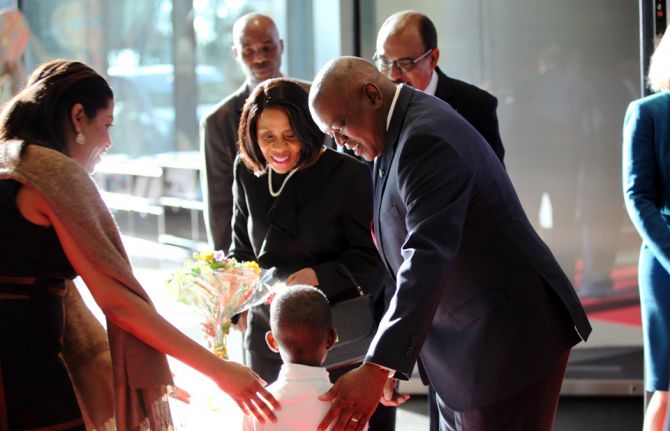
[375,12,506,427]
[374,10,504,164]
[201,13,284,251]
[309,57,591,431]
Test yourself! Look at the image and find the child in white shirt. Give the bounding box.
[242,285,367,431]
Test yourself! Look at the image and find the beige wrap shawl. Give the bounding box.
[0,140,174,430]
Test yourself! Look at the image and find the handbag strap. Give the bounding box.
[337,264,365,297]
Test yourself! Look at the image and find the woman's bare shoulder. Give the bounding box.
[15,184,52,227]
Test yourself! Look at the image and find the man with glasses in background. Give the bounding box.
[375,10,506,431]
[375,10,505,164]
[201,13,285,253]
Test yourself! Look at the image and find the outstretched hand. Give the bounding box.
[213,360,280,423]
[317,363,388,431]
[380,378,410,407]
[169,385,192,404]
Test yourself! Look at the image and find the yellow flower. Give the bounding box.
[196,251,216,262]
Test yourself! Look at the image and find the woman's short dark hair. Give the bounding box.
[0,59,113,153]
[238,78,324,173]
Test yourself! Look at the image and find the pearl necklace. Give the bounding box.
[268,167,299,197]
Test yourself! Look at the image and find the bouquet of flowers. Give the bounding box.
[166,250,270,359]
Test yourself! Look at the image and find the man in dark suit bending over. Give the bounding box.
[375,13,507,426]
[375,10,505,164]
[309,57,591,431]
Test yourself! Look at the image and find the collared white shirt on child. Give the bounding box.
[241,363,368,431]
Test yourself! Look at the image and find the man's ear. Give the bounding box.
[265,331,280,353]
[69,103,85,133]
[325,328,338,350]
[429,47,441,70]
[279,39,285,55]
[362,82,383,108]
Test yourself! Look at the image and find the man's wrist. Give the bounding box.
[364,362,396,379]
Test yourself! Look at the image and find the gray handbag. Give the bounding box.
[323,269,377,370]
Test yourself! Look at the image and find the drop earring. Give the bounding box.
[75,132,86,145]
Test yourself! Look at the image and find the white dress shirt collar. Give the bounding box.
[386,84,402,131]
[277,362,330,381]
[423,69,439,96]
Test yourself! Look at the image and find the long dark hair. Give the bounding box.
[238,78,324,173]
[0,59,113,153]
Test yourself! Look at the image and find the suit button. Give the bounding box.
[405,335,418,358]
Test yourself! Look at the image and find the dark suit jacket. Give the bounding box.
[367,85,591,410]
[434,66,505,164]
[200,78,315,251]
[200,82,250,251]
[228,149,380,355]
[366,69,507,314]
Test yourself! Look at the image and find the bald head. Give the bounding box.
[377,11,436,51]
[311,57,382,107]
[233,13,277,44]
[232,13,283,84]
[375,10,439,90]
[309,57,396,161]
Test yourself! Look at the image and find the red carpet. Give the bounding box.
[574,260,642,327]
[587,304,642,327]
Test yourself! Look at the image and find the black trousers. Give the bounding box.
[248,350,396,430]
[434,350,570,431]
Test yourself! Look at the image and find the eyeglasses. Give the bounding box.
[373,49,434,73]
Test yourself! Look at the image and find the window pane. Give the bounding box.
[21,0,281,157]
[365,1,640,302]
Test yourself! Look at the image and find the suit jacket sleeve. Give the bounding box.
[227,159,257,262]
[366,134,474,378]
[313,162,379,298]
[623,100,670,273]
[200,110,236,251]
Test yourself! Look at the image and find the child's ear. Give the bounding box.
[265,331,280,353]
[325,328,338,350]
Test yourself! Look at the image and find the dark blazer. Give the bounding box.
[228,149,380,355]
[623,92,670,273]
[366,70,508,323]
[367,85,591,411]
[200,82,250,251]
[434,66,505,164]
[623,93,670,396]
[200,78,315,251]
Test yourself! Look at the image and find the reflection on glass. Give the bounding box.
[21,0,276,157]
[107,64,228,156]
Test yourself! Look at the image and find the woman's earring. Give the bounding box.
[75,132,86,145]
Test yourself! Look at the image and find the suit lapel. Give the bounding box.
[373,85,412,269]
[234,84,251,117]
[434,67,454,102]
